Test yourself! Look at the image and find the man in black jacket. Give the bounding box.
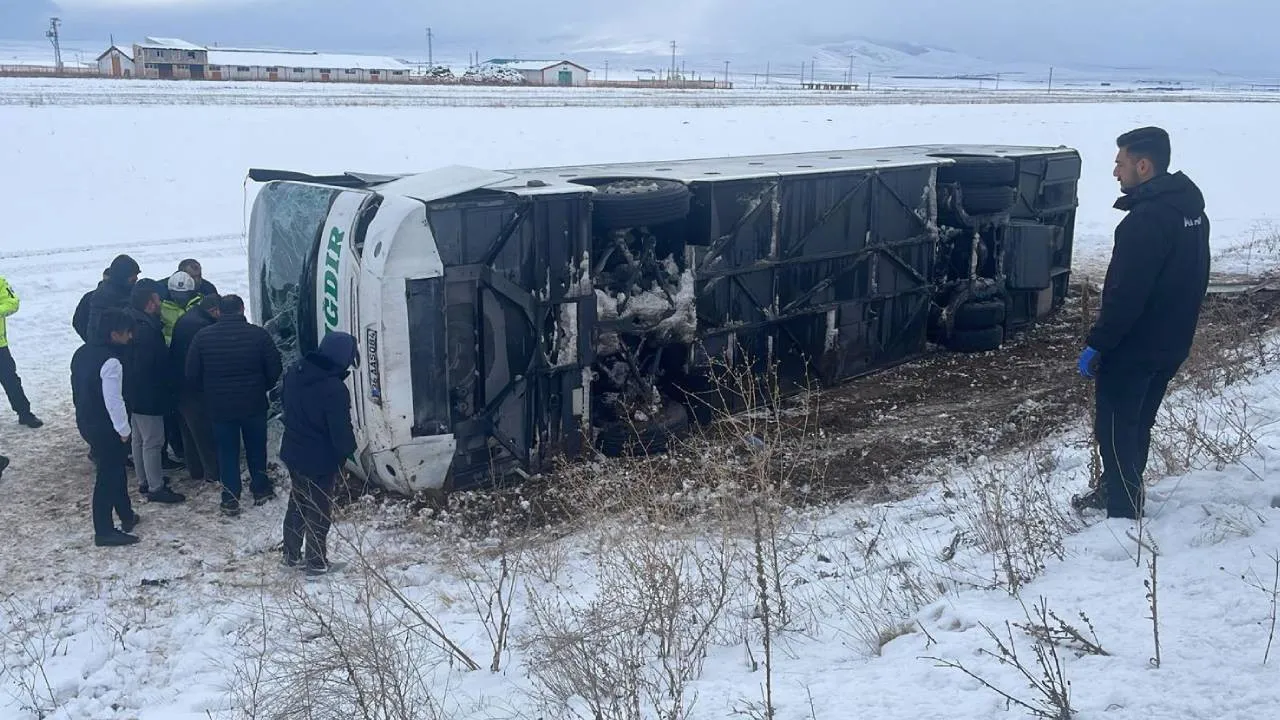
[72,268,109,342]
[279,331,358,574]
[1075,126,1211,519]
[170,293,221,483]
[125,284,186,504]
[72,308,141,546]
[87,255,140,343]
[178,259,217,297]
[185,294,283,516]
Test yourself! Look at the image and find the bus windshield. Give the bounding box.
[247,182,343,377]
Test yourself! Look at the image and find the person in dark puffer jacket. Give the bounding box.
[170,293,221,483]
[185,294,283,516]
[279,331,358,575]
[124,283,185,504]
[86,255,140,343]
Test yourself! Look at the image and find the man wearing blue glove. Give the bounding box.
[1074,127,1210,519]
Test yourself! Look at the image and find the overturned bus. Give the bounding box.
[246,144,1081,495]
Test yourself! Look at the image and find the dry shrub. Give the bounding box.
[225,513,486,720]
[1147,300,1280,480]
[520,524,741,720]
[228,571,465,720]
[520,353,820,720]
[925,597,1076,720]
[0,596,67,719]
[951,447,1080,594]
[808,512,954,658]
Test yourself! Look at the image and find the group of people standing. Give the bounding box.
[71,254,283,538]
[66,254,358,575]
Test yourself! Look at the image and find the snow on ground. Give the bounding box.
[3,91,1280,279]
[2,85,1280,718]
[4,76,1278,109]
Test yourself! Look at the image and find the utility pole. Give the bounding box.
[1048,66,1054,93]
[764,61,770,85]
[848,54,854,85]
[46,17,63,73]
[604,59,609,82]
[995,72,1001,90]
[867,71,871,90]
[800,61,805,85]
[669,40,677,80]
[426,27,433,68]
[723,60,729,88]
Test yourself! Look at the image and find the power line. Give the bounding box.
[46,17,62,73]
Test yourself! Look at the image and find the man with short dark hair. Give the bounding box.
[72,308,140,546]
[124,283,185,504]
[170,293,221,483]
[1075,126,1211,519]
[177,259,217,297]
[186,294,282,516]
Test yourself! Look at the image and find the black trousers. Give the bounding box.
[283,470,336,568]
[178,394,219,481]
[1094,362,1180,519]
[164,410,184,457]
[85,432,134,536]
[0,346,31,417]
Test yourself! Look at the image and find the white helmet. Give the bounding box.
[168,270,196,293]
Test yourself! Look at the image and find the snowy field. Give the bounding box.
[3,76,1278,109]
[2,85,1280,719]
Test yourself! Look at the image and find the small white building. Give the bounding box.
[96,45,134,78]
[206,48,413,83]
[485,59,591,86]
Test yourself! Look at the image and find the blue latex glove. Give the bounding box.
[1078,346,1099,378]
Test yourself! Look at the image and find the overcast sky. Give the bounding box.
[2,0,1276,73]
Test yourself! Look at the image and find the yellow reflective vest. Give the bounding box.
[0,276,18,348]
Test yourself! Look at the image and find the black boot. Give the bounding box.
[17,413,43,429]
[0,455,8,479]
[95,529,140,547]
[147,485,187,504]
[121,511,141,533]
[1071,486,1107,513]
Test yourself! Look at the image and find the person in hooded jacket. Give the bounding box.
[87,255,140,344]
[278,331,359,575]
[1075,126,1211,519]
[124,283,186,504]
[170,293,221,484]
[73,268,109,342]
